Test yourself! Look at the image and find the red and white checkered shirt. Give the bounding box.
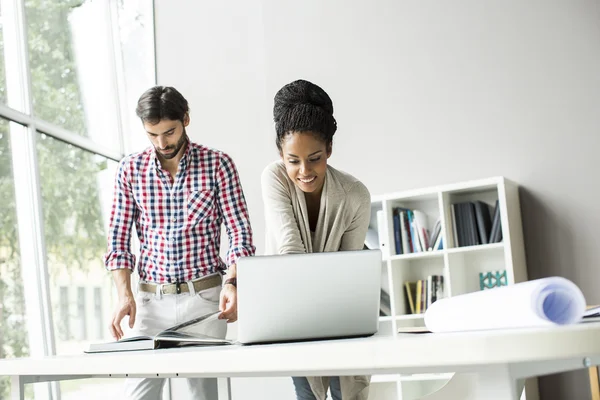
[103,142,255,283]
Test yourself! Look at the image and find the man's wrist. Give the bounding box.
[224,277,237,288]
[112,269,133,299]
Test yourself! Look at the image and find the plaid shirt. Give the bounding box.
[103,142,255,283]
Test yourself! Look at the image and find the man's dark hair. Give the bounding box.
[135,86,189,124]
[273,79,337,151]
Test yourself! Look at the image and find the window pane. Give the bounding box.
[25,0,120,150]
[37,133,123,397]
[58,286,70,341]
[0,118,32,398]
[93,287,103,340]
[116,0,156,152]
[76,287,87,341]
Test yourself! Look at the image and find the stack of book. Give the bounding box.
[403,275,444,314]
[387,208,444,255]
[451,199,502,247]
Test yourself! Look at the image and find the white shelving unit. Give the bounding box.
[368,177,539,400]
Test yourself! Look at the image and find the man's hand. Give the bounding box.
[110,294,136,341]
[219,284,237,323]
[109,269,136,341]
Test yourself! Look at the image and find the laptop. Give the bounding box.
[236,249,382,345]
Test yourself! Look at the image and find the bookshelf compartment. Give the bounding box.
[396,316,426,333]
[442,186,501,250]
[388,194,443,256]
[390,257,445,317]
[447,246,507,296]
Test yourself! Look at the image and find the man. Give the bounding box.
[104,85,255,399]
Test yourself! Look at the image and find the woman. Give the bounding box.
[261,79,371,400]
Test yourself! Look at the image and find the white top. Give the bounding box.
[2,323,600,377]
[261,160,371,254]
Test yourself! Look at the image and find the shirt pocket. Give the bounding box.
[186,190,215,228]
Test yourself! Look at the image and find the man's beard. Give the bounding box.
[156,129,188,159]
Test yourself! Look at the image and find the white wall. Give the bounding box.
[155,0,271,254]
[155,1,600,399]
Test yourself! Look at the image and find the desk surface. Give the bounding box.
[2,322,600,378]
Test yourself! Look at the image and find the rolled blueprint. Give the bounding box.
[424,277,586,333]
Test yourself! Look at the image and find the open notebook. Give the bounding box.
[85,311,231,353]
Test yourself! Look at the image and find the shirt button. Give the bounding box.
[171,237,176,242]
[172,217,177,223]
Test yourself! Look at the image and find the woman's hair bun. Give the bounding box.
[273,79,337,151]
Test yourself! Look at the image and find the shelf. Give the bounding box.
[446,242,504,255]
[396,314,424,321]
[369,177,534,399]
[389,250,444,262]
[389,243,503,260]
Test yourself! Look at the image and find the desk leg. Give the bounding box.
[420,366,524,400]
[11,376,25,400]
[217,377,231,400]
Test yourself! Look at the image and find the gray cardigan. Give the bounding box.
[261,160,372,400]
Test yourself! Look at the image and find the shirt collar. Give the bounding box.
[150,140,193,171]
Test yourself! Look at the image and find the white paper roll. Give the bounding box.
[424,277,586,333]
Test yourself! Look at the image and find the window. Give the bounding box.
[0,0,155,398]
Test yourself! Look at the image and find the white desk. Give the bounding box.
[2,322,600,400]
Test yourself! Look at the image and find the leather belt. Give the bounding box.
[139,274,222,295]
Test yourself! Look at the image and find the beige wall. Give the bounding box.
[154,1,600,398]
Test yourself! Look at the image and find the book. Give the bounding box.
[399,210,411,254]
[473,201,492,244]
[584,305,600,318]
[393,211,403,254]
[397,326,431,334]
[85,311,231,353]
[376,210,388,250]
[489,199,502,243]
[428,218,442,251]
[404,281,417,314]
[412,210,430,252]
